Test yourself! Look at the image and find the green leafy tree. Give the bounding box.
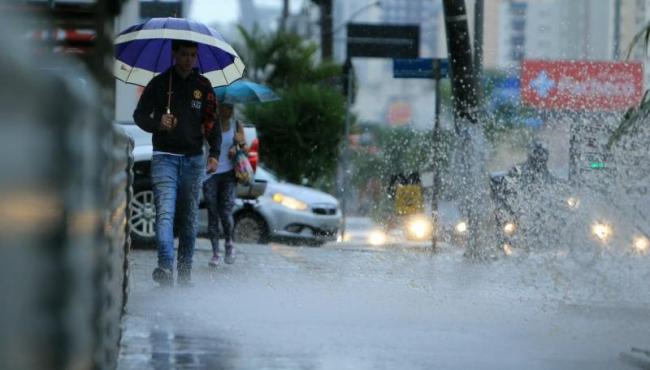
[608,25,650,147]
[237,26,341,88]
[234,25,273,83]
[235,27,346,188]
[245,85,345,185]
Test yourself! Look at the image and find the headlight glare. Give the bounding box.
[272,193,308,211]
[407,216,432,240]
[368,230,387,246]
[591,222,612,242]
[503,222,516,235]
[337,232,352,243]
[455,221,468,234]
[633,236,649,253]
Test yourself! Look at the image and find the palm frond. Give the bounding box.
[625,19,650,59]
[608,90,650,149]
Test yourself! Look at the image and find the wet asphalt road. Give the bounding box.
[117,225,650,370]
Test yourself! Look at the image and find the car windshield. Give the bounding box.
[254,166,278,183]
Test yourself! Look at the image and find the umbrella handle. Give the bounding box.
[166,70,172,115]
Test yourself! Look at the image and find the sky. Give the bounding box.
[189,0,305,25]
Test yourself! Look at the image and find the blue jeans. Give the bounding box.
[202,170,237,254]
[151,154,203,273]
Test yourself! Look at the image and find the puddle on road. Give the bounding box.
[118,319,239,370]
[118,317,325,370]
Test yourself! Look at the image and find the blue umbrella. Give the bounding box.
[114,17,245,87]
[214,80,280,104]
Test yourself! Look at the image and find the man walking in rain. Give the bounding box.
[133,40,221,286]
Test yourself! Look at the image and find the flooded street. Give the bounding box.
[118,224,650,370]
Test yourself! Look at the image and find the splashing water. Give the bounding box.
[448,124,498,260]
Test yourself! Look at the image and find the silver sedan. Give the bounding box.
[225,167,341,247]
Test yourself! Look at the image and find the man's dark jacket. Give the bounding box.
[133,67,221,158]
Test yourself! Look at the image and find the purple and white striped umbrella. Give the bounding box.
[114,17,245,87]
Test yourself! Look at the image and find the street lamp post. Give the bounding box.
[333,2,381,239]
[319,0,333,60]
[330,1,381,35]
[613,0,622,59]
[473,0,484,98]
[320,1,381,60]
[431,59,443,250]
[340,59,354,239]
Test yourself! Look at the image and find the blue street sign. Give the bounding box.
[393,58,449,79]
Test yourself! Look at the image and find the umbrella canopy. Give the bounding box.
[114,17,245,87]
[214,80,280,104]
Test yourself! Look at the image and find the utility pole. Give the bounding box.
[442,0,478,129]
[613,0,622,59]
[320,0,333,60]
[339,59,354,238]
[431,59,444,251]
[443,0,488,259]
[473,0,484,96]
[280,0,290,32]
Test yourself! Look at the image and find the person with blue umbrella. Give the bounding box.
[202,81,278,267]
[203,101,246,267]
[214,79,280,105]
[119,18,245,287]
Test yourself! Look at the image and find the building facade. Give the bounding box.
[494,0,617,69]
[497,0,527,68]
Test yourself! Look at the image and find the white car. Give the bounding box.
[116,122,340,247]
[229,167,341,246]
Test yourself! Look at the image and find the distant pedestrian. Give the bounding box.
[203,102,247,267]
[133,40,221,287]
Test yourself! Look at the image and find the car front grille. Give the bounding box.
[284,224,338,237]
[312,207,337,216]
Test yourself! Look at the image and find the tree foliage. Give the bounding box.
[236,27,346,187]
[245,84,345,185]
[608,25,650,148]
[236,26,341,88]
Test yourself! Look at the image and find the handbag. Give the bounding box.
[232,121,254,185]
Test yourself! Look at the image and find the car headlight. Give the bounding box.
[455,221,468,234]
[503,222,516,235]
[337,231,352,243]
[407,216,432,240]
[591,222,612,242]
[367,229,388,246]
[633,236,649,253]
[567,196,580,209]
[272,193,308,211]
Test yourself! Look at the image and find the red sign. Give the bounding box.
[387,101,412,126]
[521,60,644,111]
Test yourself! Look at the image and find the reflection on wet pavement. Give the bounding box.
[118,238,650,370]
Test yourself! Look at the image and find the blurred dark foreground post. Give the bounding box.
[0,2,132,369]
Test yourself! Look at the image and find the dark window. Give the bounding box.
[512,20,525,31]
[511,36,525,46]
[511,49,524,61]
